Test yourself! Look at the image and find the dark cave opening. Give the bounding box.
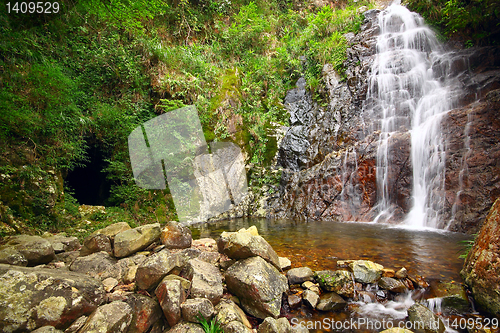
[65,145,112,206]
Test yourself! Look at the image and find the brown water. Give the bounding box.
[191,218,480,333]
[191,218,470,281]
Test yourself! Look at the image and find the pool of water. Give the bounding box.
[191,218,476,332]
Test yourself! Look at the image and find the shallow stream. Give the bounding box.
[191,218,477,332]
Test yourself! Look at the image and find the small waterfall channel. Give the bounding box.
[366,4,458,228]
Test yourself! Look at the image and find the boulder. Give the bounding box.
[215,299,252,331]
[286,267,314,285]
[80,234,112,257]
[314,270,354,297]
[1,235,55,266]
[378,277,408,293]
[31,326,63,333]
[183,258,223,305]
[0,246,28,266]
[155,278,187,327]
[349,260,383,284]
[69,251,123,281]
[258,317,292,333]
[225,256,289,319]
[114,223,161,258]
[302,290,319,309]
[63,315,87,333]
[217,228,280,269]
[43,234,80,254]
[166,322,204,333]
[124,294,163,333]
[135,250,183,290]
[224,320,254,333]
[79,301,133,333]
[181,298,215,323]
[316,292,346,311]
[161,221,192,249]
[461,198,500,316]
[0,264,105,332]
[90,222,131,241]
[279,257,292,270]
[407,303,445,333]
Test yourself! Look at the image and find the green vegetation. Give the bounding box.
[197,313,223,333]
[1,0,372,235]
[459,234,477,259]
[404,0,500,45]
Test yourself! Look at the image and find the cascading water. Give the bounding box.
[366,4,456,228]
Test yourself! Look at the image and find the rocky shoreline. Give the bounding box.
[0,220,476,333]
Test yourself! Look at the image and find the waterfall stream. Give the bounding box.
[366,4,457,228]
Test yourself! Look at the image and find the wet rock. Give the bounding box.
[32,326,63,333]
[90,222,131,242]
[302,290,319,309]
[69,251,123,281]
[114,223,161,258]
[461,198,500,316]
[80,234,112,257]
[135,250,183,290]
[378,277,408,293]
[217,228,280,269]
[124,294,163,333]
[302,281,320,294]
[181,298,214,323]
[314,270,354,297]
[161,221,192,249]
[225,256,288,319]
[215,299,252,330]
[395,267,408,279]
[79,301,133,333]
[287,267,314,285]
[382,268,396,278]
[0,264,105,332]
[288,294,302,308]
[167,321,204,333]
[1,235,55,266]
[279,257,292,270]
[183,258,223,305]
[349,259,384,284]
[258,317,292,333]
[407,303,445,333]
[316,292,347,311]
[64,316,87,333]
[155,278,187,327]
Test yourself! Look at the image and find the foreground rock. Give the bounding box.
[407,303,445,333]
[114,223,161,258]
[0,264,105,332]
[462,198,500,316]
[225,256,288,319]
[0,235,55,266]
[78,301,133,333]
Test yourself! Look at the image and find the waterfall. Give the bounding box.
[366,4,455,228]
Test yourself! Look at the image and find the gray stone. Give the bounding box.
[181,298,214,323]
[90,222,132,241]
[0,246,28,266]
[114,223,161,258]
[1,235,55,266]
[378,277,408,293]
[80,234,112,257]
[279,257,292,270]
[183,258,223,305]
[79,301,133,333]
[224,320,253,333]
[258,317,291,333]
[407,303,445,333]
[288,294,301,308]
[215,299,252,330]
[286,267,314,285]
[135,250,183,290]
[217,228,280,269]
[349,260,384,284]
[314,270,354,297]
[44,234,80,254]
[155,278,187,327]
[161,221,192,249]
[0,264,105,332]
[225,256,288,319]
[316,292,346,311]
[32,326,63,333]
[395,267,408,279]
[64,316,87,333]
[69,251,123,281]
[302,290,319,309]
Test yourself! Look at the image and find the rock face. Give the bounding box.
[461,198,500,316]
[225,256,288,319]
[0,264,105,332]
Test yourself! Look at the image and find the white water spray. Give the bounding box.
[367,4,455,228]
